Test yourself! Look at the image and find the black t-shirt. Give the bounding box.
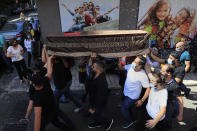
[88,72,108,108]
[33,77,57,117]
[173,65,185,83]
[166,79,181,102]
[53,61,72,89]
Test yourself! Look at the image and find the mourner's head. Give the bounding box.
[31,73,45,90]
[160,64,174,83]
[168,51,181,66]
[92,61,104,74]
[176,42,185,52]
[11,39,18,47]
[149,73,165,90]
[131,55,146,71]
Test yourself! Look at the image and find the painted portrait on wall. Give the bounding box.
[138,0,197,49]
[59,0,120,32]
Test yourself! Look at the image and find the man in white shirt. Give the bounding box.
[118,55,150,128]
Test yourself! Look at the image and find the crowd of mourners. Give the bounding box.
[17,40,196,131]
[0,20,194,130]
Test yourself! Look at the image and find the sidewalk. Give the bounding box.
[183,72,197,86]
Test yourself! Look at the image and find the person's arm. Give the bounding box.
[41,45,48,63]
[45,55,54,79]
[20,50,24,55]
[103,6,119,16]
[62,3,75,16]
[150,52,165,64]
[118,57,125,70]
[175,77,181,84]
[145,106,166,129]
[136,87,151,107]
[7,51,16,58]
[34,107,42,131]
[185,61,190,72]
[177,96,183,121]
[19,45,24,55]
[25,100,33,121]
[145,63,152,75]
[61,58,69,68]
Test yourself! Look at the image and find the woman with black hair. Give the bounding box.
[136,73,168,131]
[7,39,27,83]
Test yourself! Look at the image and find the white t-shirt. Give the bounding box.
[7,45,23,62]
[123,64,150,99]
[24,39,32,52]
[146,88,168,120]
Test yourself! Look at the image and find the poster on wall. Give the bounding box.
[138,0,197,49]
[58,0,120,32]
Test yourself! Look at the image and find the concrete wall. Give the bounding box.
[37,0,62,41]
[37,0,140,41]
[119,0,140,30]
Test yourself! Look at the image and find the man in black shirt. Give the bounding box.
[160,64,181,128]
[168,51,185,121]
[52,57,82,112]
[88,61,113,131]
[32,55,74,131]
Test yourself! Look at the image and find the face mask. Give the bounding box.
[167,58,174,65]
[27,35,31,39]
[176,49,181,52]
[150,83,157,88]
[130,62,136,70]
[13,44,17,47]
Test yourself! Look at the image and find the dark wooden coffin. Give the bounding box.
[46,30,149,57]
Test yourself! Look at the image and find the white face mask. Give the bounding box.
[150,83,157,88]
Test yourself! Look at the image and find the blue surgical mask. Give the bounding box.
[176,49,181,52]
[27,35,31,39]
[130,62,136,70]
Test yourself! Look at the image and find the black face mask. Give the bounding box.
[13,44,17,47]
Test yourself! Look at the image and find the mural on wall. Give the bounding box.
[58,0,120,32]
[138,0,197,49]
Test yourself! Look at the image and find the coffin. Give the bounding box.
[46,30,149,58]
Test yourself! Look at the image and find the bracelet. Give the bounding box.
[141,99,144,102]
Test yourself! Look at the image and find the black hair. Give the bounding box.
[152,72,165,85]
[95,61,105,69]
[31,73,45,86]
[138,55,147,68]
[166,64,175,75]
[170,51,181,60]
